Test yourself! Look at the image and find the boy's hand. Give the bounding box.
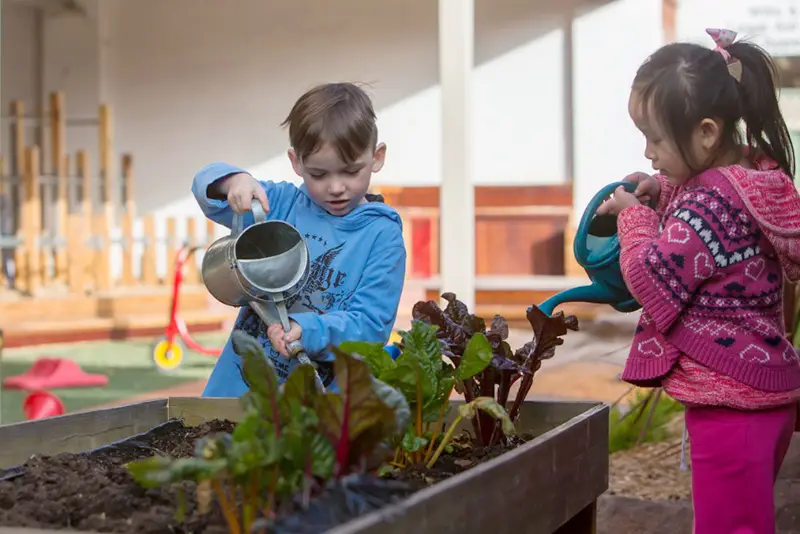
[216,172,270,214]
[267,321,302,358]
[597,172,660,215]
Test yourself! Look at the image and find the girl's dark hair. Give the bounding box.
[633,40,795,177]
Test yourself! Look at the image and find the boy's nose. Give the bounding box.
[328,179,346,195]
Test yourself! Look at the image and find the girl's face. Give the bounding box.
[628,89,724,185]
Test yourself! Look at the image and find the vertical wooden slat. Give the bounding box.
[77,150,92,224]
[0,157,7,289]
[54,153,69,283]
[76,151,92,293]
[92,213,111,292]
[99,105,114,223]
[66,213,85,294]
[120,155,135,285]
[50,92,66,177]
[185,218,200,283]
[11,101,24,179]
[165,217,178,284]
[23,147,41,294]
[205,219,216,246]
[141,214,158,285]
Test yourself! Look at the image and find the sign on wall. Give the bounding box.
[678,0,800,58]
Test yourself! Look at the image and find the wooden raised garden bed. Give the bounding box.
[0,396,607,534]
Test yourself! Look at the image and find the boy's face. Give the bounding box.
[288,142,386,216]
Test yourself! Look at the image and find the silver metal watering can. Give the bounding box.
[201,200,324,390]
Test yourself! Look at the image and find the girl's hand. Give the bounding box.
[597,172,660,215]
[599,186,641,216]
[267,321,303,358]
[217,172,270,214]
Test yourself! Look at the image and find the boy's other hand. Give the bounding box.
[267,321,303,358]
[218,172,270,214]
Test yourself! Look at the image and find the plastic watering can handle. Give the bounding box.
[231,199,268,237]
[574,180,637,261]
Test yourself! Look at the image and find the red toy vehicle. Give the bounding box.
[152,246,222,371]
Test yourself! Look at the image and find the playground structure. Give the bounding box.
[0,92,230,347]
[0,91,218,296]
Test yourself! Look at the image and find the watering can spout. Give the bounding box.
[538,283,618,317]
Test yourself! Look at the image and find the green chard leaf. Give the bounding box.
[339,341,396,377]
[458,397,516,437]
[455,333,493,380]
[126,456,227,489]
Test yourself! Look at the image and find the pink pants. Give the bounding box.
[687,403,797,534]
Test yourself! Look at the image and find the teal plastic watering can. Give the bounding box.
[538,181,643,316]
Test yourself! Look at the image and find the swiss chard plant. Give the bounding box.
[127,331,408,534]
[340,320,515,469]
[412,292,579,446]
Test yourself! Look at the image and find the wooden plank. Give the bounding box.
[0,399,168,469]
[185,218,200,283]
[54,153,69,284]
[98,104,113,224]
[165,217,178,283]
[22,147,41,294]
[66,213,86,293]
[120,154,135,285]
[330,402,608,534]
[141,214,158,285]
[91,213,111,291]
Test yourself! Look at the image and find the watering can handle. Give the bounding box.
[574,181,637,261]
[230,199,268,237]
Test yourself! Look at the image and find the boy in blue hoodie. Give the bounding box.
[193,83,406,395]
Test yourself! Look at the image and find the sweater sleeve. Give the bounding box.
[618,200,718,334]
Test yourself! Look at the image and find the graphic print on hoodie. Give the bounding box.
[192,162,406,396]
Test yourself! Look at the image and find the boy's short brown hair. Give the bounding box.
[281,83,378,164]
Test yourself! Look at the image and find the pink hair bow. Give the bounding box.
[705,28,742,81]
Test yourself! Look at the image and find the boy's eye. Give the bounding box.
[309,172,327,179]
[344,169,360,176]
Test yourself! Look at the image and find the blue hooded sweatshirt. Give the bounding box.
[193,162,406,396]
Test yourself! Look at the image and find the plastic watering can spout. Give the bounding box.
[539,180,643,317]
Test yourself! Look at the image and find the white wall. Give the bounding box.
[2,0,662,274]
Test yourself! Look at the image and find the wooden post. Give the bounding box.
[185,218,200,283]
[92,213,111,292]
[438,0,475,308]
[141,214,158,285]
[11,101,24,179]
[166,217,178,283]
[206,219,216,246]
[23,147,42,294]
[120,154,135,286]
[0,157,7,290]
[66,213,85,294]
[99,104,114,221]
[74,151,92,293]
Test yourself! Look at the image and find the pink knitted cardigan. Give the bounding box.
[616,158,800,408]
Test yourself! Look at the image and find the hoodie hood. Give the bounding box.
[718,156,800,281]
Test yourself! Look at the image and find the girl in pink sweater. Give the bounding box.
[600,29,800,533]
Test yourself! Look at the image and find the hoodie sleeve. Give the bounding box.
[288,230,406,359]
[618,199,717,334]
[191,162,297,229]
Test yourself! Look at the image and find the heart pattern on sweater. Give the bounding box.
[745,258,765,281]
[637,338,664,358]
[666,223,691,244]
[693,252,715,280]
[739,344,771,364]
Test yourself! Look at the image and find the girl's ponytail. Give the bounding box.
[728,41,795,177]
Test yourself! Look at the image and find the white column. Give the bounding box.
[438,0,475,310]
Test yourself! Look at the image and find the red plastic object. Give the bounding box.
[3,358,109,390]
[23,391,65,420]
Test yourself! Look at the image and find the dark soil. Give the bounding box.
[0,421,525,533]
[384,431,531,487]
[0,419,236,534]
